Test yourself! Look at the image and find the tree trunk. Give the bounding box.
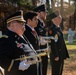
[51,0,55,10]
[60,0,63,17]
[32,0,37,6]
[69,0,70,6]
[46,0,50,10]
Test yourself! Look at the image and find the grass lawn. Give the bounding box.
[63,33,76,75]
[64,34,76,50]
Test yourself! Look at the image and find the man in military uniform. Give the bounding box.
[0,10,38,75]
[34,4,48,75]
[24,12,39,50]
[48,12,69,75]
[24,12,41,75]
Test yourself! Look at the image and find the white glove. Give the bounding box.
[19,60,30,71]
[40,38,47,45]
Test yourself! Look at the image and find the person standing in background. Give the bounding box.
[34,4,48,75]
[48,12,69,75]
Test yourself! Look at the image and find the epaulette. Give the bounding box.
[0,35,8,38]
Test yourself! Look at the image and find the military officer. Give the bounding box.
[34,4,48,75]
[48,12,69,75]
[0,10,38,75]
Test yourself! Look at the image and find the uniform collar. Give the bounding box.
[6,29,20,38]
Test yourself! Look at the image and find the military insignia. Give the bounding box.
[15,41,23,48]
[39,28,43,32]
[15,35,17,37]
[17,43,23,48]
[54,34,58,42]
[54,34,58,39]
[49,29,52,34]
[0,35,8,38]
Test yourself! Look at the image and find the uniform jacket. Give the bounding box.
[0,29,37,75]
[35,19,46,36]
[35,19,47,49]
[35,19,48,75]
[24,25,40,50]
[24,25,40,75]
[48,24,69,60]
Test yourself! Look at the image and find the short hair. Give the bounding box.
[24,12,37,22]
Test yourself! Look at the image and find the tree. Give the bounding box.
[60,0,63,17]
[32,0,37,6]
[46,0,50,11]
[51,0,55,10]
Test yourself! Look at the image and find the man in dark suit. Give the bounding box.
[24,12,42,75]
[24,12,39,50]
[0,10,38,75]
[33,4,48,75]
[48,12,69,75]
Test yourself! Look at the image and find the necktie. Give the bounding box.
[32,30,37,38]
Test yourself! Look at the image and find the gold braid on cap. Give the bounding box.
[7,16,21,23]
[7,10,25,23]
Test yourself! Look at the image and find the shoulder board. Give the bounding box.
[0,35,8,38]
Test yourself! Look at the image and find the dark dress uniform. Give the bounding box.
[48,24,69,75]
[24,24,40,75]
[24,25,39,50]
[0,29,37,75]
[35,19,48,75]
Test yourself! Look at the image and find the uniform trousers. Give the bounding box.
[40,45,48,75]
[50,53,64,75]
[41,55,48,75]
